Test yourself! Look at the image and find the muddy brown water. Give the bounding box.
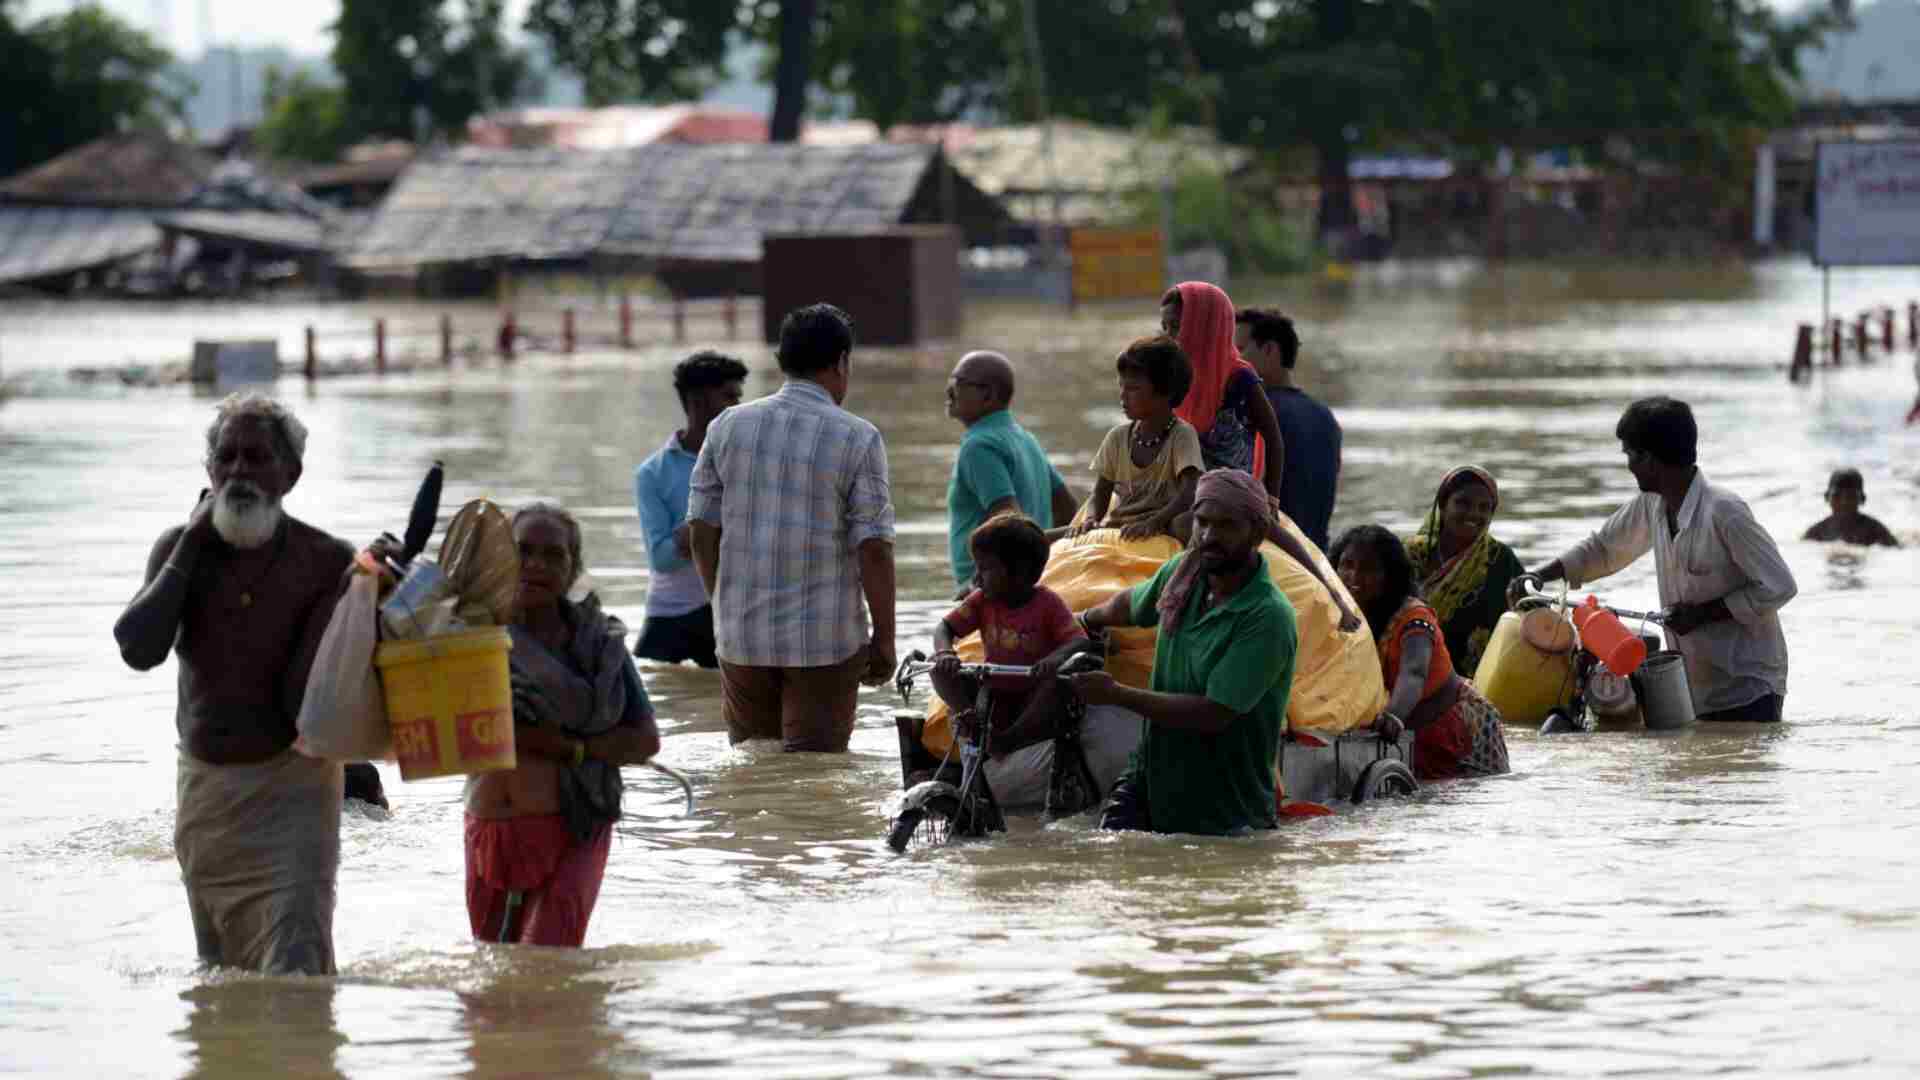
[3,260,1919,1077]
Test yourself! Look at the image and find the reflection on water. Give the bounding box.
[4,260,1920,1076]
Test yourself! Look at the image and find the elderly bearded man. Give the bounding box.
[1068,469,1299,835]
[114,393,354,974]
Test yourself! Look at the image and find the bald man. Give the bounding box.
[944,350,1079,592]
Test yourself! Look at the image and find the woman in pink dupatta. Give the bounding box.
[1161,282,1284,495]
[1161,282,1364,634]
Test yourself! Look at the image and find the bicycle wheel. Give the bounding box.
[886,792,961,852]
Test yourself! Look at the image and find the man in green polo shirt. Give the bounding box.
[945,350,1080,594]
[1069,469,1298,835]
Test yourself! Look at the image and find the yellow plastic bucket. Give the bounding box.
[1473,610,1575,727]
[375,627,516,781]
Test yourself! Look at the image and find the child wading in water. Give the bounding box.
[1804,468,1900,548]
[932,515,1093,756]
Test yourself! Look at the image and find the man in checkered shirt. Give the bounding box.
[687,303,897,751]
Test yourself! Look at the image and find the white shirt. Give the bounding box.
[1556,470,1796,713]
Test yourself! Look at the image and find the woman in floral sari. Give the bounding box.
[1333,525,1509,782]
[1402,466,1525,678]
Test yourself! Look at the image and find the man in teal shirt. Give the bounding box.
[1069,469,1298,835]
[945,350,1080,593]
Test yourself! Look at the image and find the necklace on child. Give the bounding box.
[1132,415,1177,449]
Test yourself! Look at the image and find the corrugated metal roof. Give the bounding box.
[344,142,942,270]
[0,205,159,285]
[154,210,332,254]
[0,134,214,206]
[895,121,1252,225]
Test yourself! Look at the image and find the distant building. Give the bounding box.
[0,133,340,295]
[340,142,1009,297]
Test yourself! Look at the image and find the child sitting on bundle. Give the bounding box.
[932,515,1095,755]
[1057,335,1364,632]
[1804,467,1900,548]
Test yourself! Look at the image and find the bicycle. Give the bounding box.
[885,648,1106,852]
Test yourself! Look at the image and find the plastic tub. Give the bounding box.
[375,627,517,781]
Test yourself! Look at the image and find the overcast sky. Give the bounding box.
[21,0,1820,59]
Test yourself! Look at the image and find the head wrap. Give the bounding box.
[1157,468,1271,637]
[1404,465,1501,625]
[1170,281,1259,439]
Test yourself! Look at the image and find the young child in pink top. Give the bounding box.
[932,515,1093,754]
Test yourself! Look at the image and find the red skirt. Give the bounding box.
[464,813,613,947]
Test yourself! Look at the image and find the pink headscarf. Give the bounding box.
[1170,281,1258,439]
[1157,469,1271,637]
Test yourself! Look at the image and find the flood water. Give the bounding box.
[3,260,1919,1078]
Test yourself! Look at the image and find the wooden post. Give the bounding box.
[672,294,686,344]
[724,291,738,340]
[619,295,633,348]
[304,325,316,379]
[499,312,517,361]
[1789,323,1813,382]
[1854,313,1870,359]
[374,317,387,374]
[563,308,576,354]
[1883,308,1896,351]
[440,314,453,365]
[1911,301,1919,349]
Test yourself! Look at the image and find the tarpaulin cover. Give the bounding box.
[923,520,1386,756]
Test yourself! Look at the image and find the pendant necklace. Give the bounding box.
[230,524,288,610]
[1133,415,1178,450]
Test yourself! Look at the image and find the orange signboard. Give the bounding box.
[1069,228,1165,302]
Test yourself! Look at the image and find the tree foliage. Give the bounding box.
[523,0,742,105]
[332,0,532,144]
[256,69,352,164]
[0,1,188,178]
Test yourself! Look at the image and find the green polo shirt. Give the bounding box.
[947,409,1066,587]
[1125,553,1297,836]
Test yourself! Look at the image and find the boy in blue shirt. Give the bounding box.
[633,350,748,666]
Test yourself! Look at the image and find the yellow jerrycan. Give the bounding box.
[1473,609,1575,727]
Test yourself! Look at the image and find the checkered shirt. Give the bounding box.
[687,379,895,668]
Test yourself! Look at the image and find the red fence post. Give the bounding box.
[1883,308,1896,352]
[1911,301,1919,349]
[440,314,453,366]
[1829,319,1843,365]
[724,291,738,340]
[1854,314,1869,359]
[672,295,686,345]
[374,317,387,374]
[1789,323,1813,382]
[563,308,576,354]
[499,312,517,361]
[304,325,316,379]
[619,295,633,348]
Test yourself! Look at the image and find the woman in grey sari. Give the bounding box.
[464,502,659,946]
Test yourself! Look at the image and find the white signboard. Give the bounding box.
[1814,141,1920,267]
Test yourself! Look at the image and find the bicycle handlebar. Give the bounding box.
[892,649,1104,702]
[1509,576,1666,625]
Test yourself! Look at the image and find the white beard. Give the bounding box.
[212,483,284,549]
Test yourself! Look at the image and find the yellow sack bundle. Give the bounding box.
[923,521,1386,756]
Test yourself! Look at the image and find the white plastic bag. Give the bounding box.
[295,570,392,760]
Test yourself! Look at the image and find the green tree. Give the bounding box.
[523,0,740,105]
[524,0,820,141]
[332,0,532,144]
[0,3,188,177]
[256,69,352,164]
